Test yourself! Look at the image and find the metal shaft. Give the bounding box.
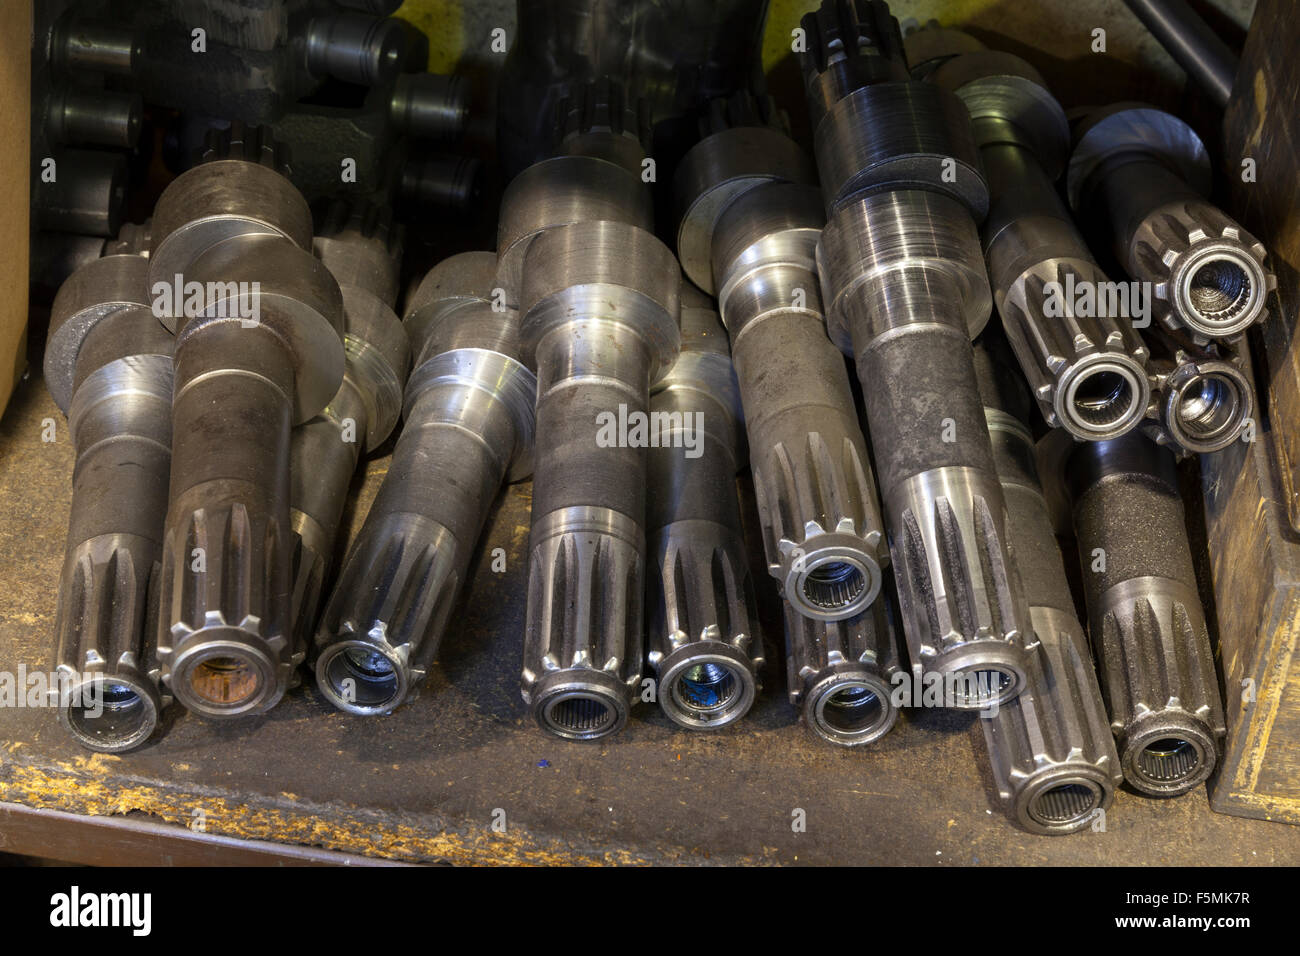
[1122,0,1239,107]
[519,220,681,740]
[679,97,887,624]
[929,47,1150,439]
[314,253,535,714]
[288,208,410,670]
[782,580,902,746]
[149,126,345,718]
[1068,105,1275,342]
[1142,334,1254,456]
[645,296,761,730]
[803,0,1031,708]
[973,338,1121,834]
[46,252,173,752]
[1060,432,1226,795]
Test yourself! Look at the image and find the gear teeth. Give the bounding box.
[698,91,790,138]
[1129,198,1275,338]
[1097,586,1227,792]
[1000,260,1149,436]
[199,121,291,174]
[982,625,1121,834]
[553,77,651,153]
[894,484,1028,705]
[315,196,402,255]
[315,515,461,712]
[801,0,904,76]
[522,517,644,739]
[782,582,902,746]
[653,529,760,662]
[753,429,885,618]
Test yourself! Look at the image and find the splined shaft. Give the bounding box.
[288,205,410,671]
[149,125,345,718]
[782,580,902,746]
[46,250,173,752]
[645,295,761,730]
[1057,432,1226,795]
[1068,104,1276,342]
[1142,333,1254,456]
[680,97,887,625]
[929,47,1150,439]
[519,220,682,740]
[804,0,1030,708]
[973,337,1121,833]
[314,252,535,713]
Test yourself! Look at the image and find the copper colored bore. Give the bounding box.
[189,656,262,707]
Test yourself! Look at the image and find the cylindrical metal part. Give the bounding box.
[149,131,345,718]
[289,215,409,666]
[933,49,1151,439]
[1068,105,1275,341]
[782,579,903,746]
[1143,338,1254,456]
[390,73,469,141]
[712,181,887,623]
[399,155,483,212]
[46,252,173,752]
[34,149,127,237]
[973,338,1122,834]
[519,221,681,740]
[315,253,535,714]
[46,86,143,149]
[645,300,762,730]
[1063,433,1227,795]
[818,188,1030,707]
[1122,0,1239,107]
[54,17,139,76]
[305,13,407,86]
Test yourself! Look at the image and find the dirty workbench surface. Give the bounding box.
[2,371,1298,866]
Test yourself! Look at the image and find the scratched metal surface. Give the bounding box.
[2,363,1299,865]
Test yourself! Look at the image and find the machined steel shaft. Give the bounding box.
[148,126,345,718]
[1055,431,1226,795]
[519,220,681,740]
[930,47,1151,439]
[314,252,535,714]
[645,294,761,730]
[46,249,173,752]
[681,100,887,624]
[1068,104,1275,342]
[782,578,902,746]
[973,337,1121,833]
[1142,333,1254,456]
[287,206,410,670]
[804,0,1030,707]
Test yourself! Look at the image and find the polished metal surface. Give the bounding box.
[645,300,762,730]
[288,206,410,672]
[933,47,1151,440]
[519,220,681,740]
[1069,104,1275,342]
[712,181,886,623]
[974,339,1121,834]
[315,252,535,714]
[149,125,345,719]
[782,581,902,747]
[1122,0,1239,107]
[1060,432,1227,796]
[46,249,173,753]
[1143,339,1254,456]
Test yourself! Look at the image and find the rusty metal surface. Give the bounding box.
[2,367,1299,865]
